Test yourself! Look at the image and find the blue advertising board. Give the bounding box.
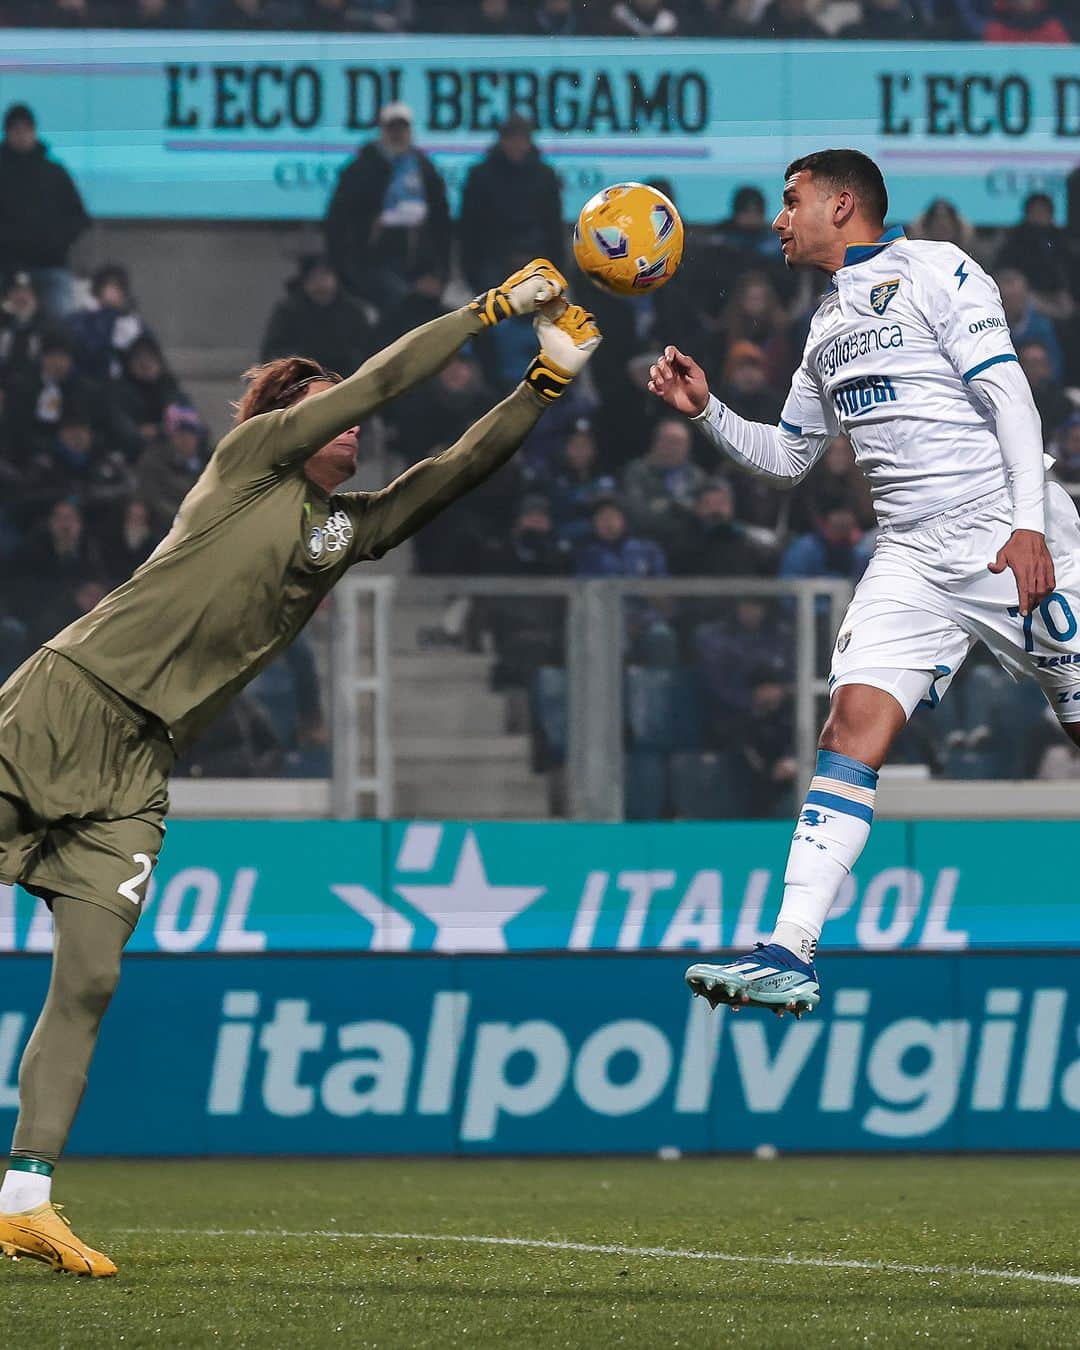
[3,819,1079,954]
[0,34,1076,223]
[3,952,1079,1154]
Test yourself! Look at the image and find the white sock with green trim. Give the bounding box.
[0,1159,53,1212]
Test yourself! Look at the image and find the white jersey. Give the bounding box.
[780,229,1019,528]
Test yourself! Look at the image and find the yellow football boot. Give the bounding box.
[0,1203,117,1277]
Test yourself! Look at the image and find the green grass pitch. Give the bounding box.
[2,1157,1078,1348]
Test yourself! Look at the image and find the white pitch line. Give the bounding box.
[113,1228,1080,1289]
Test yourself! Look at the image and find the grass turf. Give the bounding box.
[1,1157,1078,1348]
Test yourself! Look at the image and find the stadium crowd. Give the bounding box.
[1,96,1079,803]
[0,0,1075,39]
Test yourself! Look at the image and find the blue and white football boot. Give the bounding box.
[685,943,821,1019]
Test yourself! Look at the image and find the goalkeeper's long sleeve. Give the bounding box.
[691,394,830,485]
[967,358,1047,535]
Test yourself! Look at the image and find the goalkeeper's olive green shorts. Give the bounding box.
[0,648,172,929]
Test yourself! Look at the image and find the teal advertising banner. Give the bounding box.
[4,951,1079,1154]
[0,34,1076,223]
[1,819,1077,953]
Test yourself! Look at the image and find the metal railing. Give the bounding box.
[325,574,850,822]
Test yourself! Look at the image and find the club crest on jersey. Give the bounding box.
[837,630,852,653]
[869,279,900,315]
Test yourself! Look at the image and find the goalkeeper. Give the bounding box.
[0,260,599,1277]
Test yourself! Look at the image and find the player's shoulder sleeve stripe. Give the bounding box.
[779,417,802,436]
[963,353,1019,383]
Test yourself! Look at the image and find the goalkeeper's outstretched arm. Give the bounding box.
[266,260,570,465]
[350,303,602,559]
[648,346,829,485]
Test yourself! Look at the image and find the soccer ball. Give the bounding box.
[573,182,684,297]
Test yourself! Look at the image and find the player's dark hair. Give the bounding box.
[785,149,888,226]
[233,356,342,424]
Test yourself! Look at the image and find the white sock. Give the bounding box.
[0,1167,52,1212]
[770,749,878,963]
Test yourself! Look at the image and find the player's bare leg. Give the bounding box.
[0,898,128,1276]
[687,683,907,1017]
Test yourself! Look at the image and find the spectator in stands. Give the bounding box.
[49,409,134,522]
[247,635,330,775]
[693,596,794,739]
[542,421,616,543]
[996,269,1064,381]
[127,0,182,27]
[621,416,706,552]
[608,0,680,34]
[100,497,156,586]
[457,0,532,32]
[706,185,786,307]
[0,385,56,526]
[112,334,188,456]
[780,505,865,582]
[715,271,793,387]
[461,117,563,297]
[261,254,375,379]
[669,478,777,576]
[14,498,105,644]
[996,193,1074,323]
[9,332,100,454]
[575,497,668,577]
[736,661,797,818]
[1019,341,1073,441]
[840,0,920,38]
[908,198,975,252]
[792,434,875,533]
[69,264,150,384]
[532,0,577,32]
[983,0,1071,43]
[134,403,207,537]
[387,348,492,466]
[488,494,574,575]
[325,102,451,312]
[375,270,447,349]
[0,105,88,317]
[1050,412,1080,486]
[0,270,45,384]
[716,339,784,425]
[762,0,828,37]
[318,0,413,28]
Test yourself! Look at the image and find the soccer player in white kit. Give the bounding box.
[648,149,1077,1017]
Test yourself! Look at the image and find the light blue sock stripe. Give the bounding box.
[815,749,878,790]
[805,788,874,824]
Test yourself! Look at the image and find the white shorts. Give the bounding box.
[831,483,1080,724]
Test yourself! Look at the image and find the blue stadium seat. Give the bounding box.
[669,751,739,820]
[624,750,666,821]
[625,666,703,750]
[531,666,568,764]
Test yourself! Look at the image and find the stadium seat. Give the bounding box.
[669,751,739,820]
[625,666,703,750]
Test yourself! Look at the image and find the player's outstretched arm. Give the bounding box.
[350,302,601,559]
[649,346,829,485]
[272,259,569,461]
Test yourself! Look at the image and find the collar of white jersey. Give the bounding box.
[835,225,906,274]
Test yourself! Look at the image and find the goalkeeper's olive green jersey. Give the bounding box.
[48,307,543,752]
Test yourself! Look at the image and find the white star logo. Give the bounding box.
[394,830,544,952]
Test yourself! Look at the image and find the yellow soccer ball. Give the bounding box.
[572,182,684,297]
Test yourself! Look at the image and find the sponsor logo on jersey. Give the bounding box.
[968,316,1008,334]
[869,279,901,315]
[819,325,904,379]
